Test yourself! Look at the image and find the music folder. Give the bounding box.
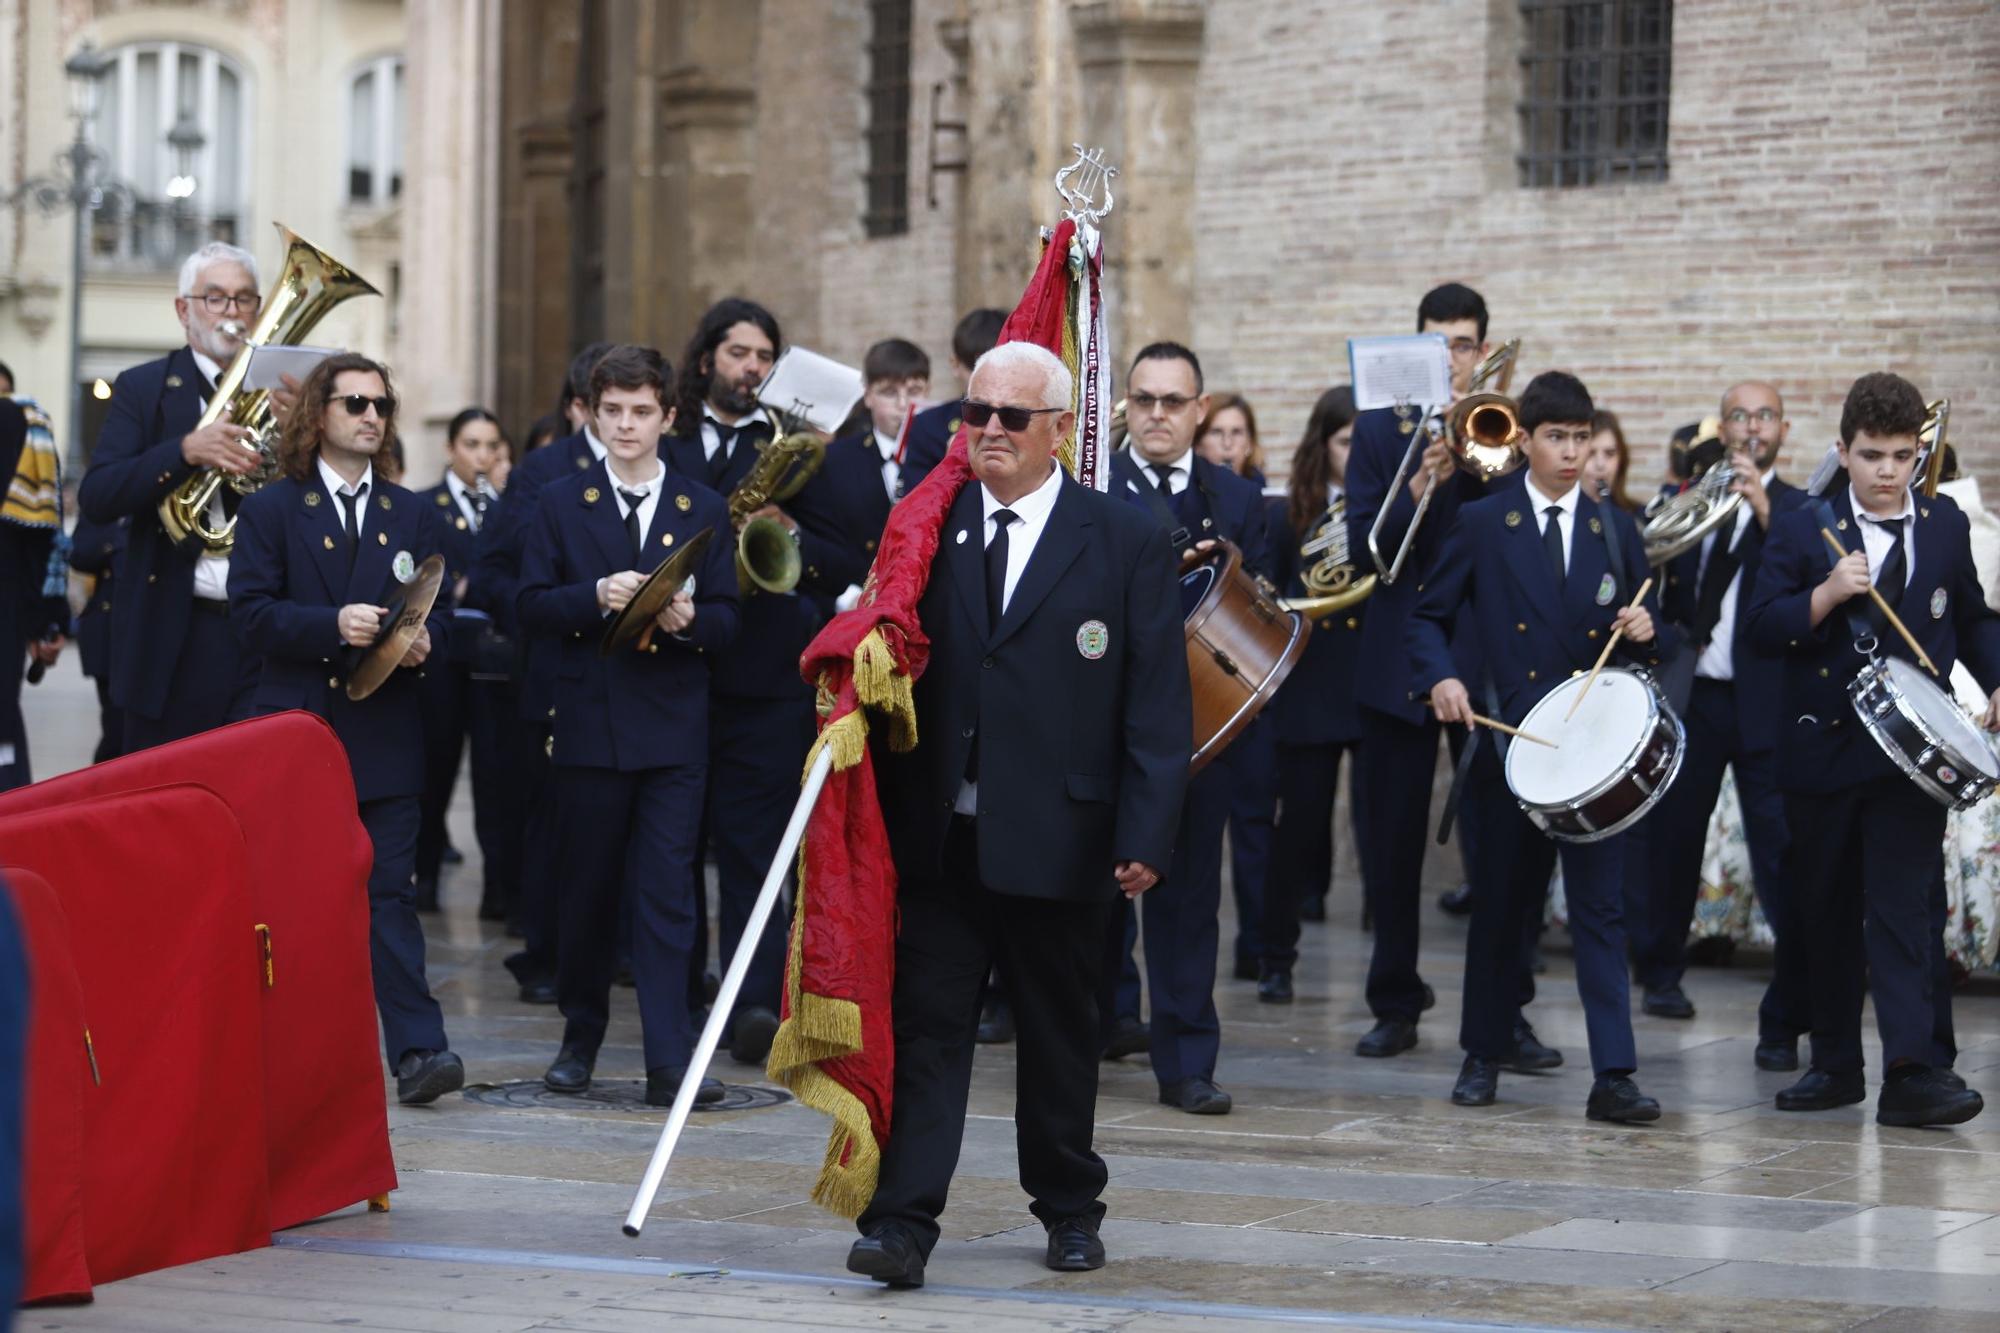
[757,348,864,435]
[1349,334,1451,412]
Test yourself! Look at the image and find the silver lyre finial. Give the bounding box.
[1053,144,1117,227]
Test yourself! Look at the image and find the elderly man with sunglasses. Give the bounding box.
[78,241,299,752]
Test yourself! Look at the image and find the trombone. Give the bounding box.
[1365,340,1524,584]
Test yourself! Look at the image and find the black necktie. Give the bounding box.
[1149,463,1175,496]
[986,508,1017,633]
[340,483,368,569]
[617,488,646,564]
[709,423,739,485]
[1874,516,1908,613]
[1691,524,1743,645]
[1542,504,1566,586]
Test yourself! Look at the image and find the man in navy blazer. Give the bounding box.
[1636,382,1807,1066]
[849,340,1188,1290]
[230,352,462,1105]
[896,307,1004,497]
[79,242,288,752]
[520,345,740,1108]
[1410,371,1673,1122]
[1745,371,2000,1128]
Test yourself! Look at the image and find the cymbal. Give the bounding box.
[601,527,713,656]
[346,553,447,701]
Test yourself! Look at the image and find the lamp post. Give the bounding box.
[166,111,206,256]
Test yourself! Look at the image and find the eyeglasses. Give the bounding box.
[1128,392,1197,414]
[198,291,262,314]
[1725,408,1780,426]
[1446,338,1483,356]
[962,399,1063,432]
[335,394,396,418]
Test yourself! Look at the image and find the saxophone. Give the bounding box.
[728,410,826,594]
[158,224,381,555]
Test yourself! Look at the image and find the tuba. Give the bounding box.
[728,411,826,594]
[1278,496,1376,617]
[158,224,381,555]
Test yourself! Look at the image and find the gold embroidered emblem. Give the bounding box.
[676,494,691,512]
[378,494,391,510]
[322,535,335,550]
[1588,516,1602,534]
[583,487,600,503]
[435,493,450,506]
[305,491,322,507]
[1505,510,1522,528]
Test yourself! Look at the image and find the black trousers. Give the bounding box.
[91,675,124,765]
[1636,678,1807,1039]
[1786,778,1946,1074]
[554,761,705,1071]
[415,665,521,914]
[860,818,1112,1255]
[506,720,559,981]
[359,795,449,1064]
[121,603,255,753]
[1261,739,1360,971]
[1221,713,1277,965]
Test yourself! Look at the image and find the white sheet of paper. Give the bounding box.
[757,348,864,435]
[242,344,341,391]
[1349,334,1451,412]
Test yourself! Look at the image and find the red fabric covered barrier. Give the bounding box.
[4,786,272,1290]
[5,869,90,1304]
[0,712,394,1232]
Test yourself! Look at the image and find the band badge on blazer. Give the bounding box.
[1588,516,1602,535]
[165,374,184,389]
[305,490,322,507]
[675,494,691,512]
[435,492,451,507]
[1505,510,1522,528]
[575,456,590,469]
[1596,573,1616,606]
[1076,620,1109,660]
[393,550,417,583]
[955,528,968,545]
[322,535,335,550]
[1932,587,1948,619]
[378,494,392,510]
[947,416,962,435]
[583,487,601,503]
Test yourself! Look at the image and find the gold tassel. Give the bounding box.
[851,628,918,751]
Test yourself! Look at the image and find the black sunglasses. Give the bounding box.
[335,394,396,418]
[962,399,1063,432]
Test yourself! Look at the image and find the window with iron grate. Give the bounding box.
[1517,0,1672,188]
[864,0,912,237]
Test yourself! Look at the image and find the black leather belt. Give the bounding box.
[192,597,230,616]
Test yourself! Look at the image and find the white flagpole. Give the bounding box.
[622,743,836,1237]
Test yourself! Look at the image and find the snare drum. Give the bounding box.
[1504,668,1686,843]
[1179,541,1309,774]
[1849,656,2000,809]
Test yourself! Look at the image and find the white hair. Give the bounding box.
[970,340,1073,411]
[177,241,260,297]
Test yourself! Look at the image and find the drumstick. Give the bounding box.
[1565,576,1655,721]
[1466,711,1557,748]
[1819,527,1938,675]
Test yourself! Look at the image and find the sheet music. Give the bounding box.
[757,348,864,435]
[1349,334,1451,412]
[242,344,340,391]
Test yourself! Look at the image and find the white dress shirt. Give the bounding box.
[608,458,665,569]
[1694,467,1778,681]
[583,424,607,461]
[956,462,1066,815]
[1524,475,1579,570]
[1124,445,1192,496]
[317,456,376,542]
[701,408,769,464]
[1849,483,1917,592]
[445,469,483,530]
[191,348,233,600]
[872,427,902,502]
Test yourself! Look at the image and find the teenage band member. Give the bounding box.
[848,341,1189,1289]
[1101,341,1268,1115]
[1411,371,1672,1122]
[1637,382,1808,1069]
[897,308,1007,496]
[230,352,462,1104]
[521,345,740,1106]
[79,242,286,751]
[1745,371,1998,1127]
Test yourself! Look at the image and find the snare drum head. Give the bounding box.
[1507,670,1655,804]
[1884,657,2000,779]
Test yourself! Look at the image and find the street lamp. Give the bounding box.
[166,112,206,256]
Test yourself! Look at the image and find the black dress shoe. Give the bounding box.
[1159,1076,1232,1115]
[1232,955,1260,982]
[1685,934,1735,967]
[1257,968,1293,1004]
[395,1049,465,1105]
[518,978,557,1005]
[1938,1067,1968,1091]
[1587,1075,1661,1123]
[477,899,508,923]
[701,971,721,1005]
[1877,1068,1984,1128]
[1101,1014,1149,1060]
[847,1227,925,1288]
[1754,1038,1800,1072]
[1642,985,1695,1019]
[1775,1067,1865,1112]
[1503,1020,1563,1072]
[1420,983,1437,1012]
[1300,896,1326,923]
[441,842,465,865]
[645,1065,726,1108]
[976,996,1016,1044]
[1044,1217,1105,1272]
[1437,883,1473,916]
[543,1045,595,1094]
[1452,1055,1498,1106]
[729,1006,780,1064]
[1356,1019,1417,1058]
[412,875,440,914]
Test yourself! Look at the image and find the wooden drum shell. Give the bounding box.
[1179,541,1310,774]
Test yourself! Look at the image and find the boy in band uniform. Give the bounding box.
[230,352,462,1104]
[519,345,740,1107]
[1407,371,1673,1122]
[1745,371,1999,1127]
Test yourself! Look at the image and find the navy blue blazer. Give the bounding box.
[1407,477,1674,728]
[876,473,1191,900]
[517,458,739,771]
[75,346,213,720]
[1265,494,1366,746]
[1344,406,1493,726]
[229,472,451,803]
[1745,485,2000,796]
[415,479,484,596]
[1659,477,1802,750]
[1109,449,1272,582]
[67,512,128,680]
[661,423,831,702]
[472,430,596,722]
[896,400,960,498]
[788,428,896,596]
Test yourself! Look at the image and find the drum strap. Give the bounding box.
[1811,498,1880,648]
[1437,676,1508,845]
[1600,502,1629,604]
[1123,456,1192,550]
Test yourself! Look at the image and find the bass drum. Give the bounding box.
[1504,667,1685,843]
[1179,541,1309,774]
[1850,655,2000,810]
